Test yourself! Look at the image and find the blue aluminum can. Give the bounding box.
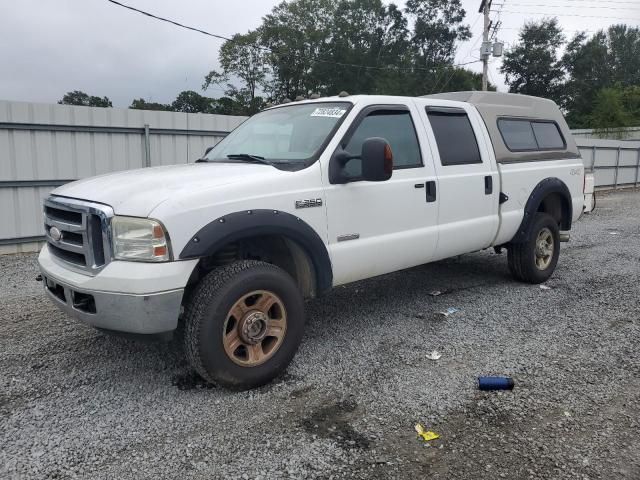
[478,376,514,391]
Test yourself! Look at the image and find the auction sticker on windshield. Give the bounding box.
[311,107,347,118]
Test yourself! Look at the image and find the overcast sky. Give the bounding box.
[1,0,637,107]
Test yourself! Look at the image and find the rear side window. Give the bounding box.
[497,119,537,150]
[427,109,482,166]
[531,121,565,149]
[498,118,566,151]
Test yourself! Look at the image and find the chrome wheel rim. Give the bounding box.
[222,290,287,367]
[535,227,554,270]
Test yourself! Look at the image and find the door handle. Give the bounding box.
[425,181,437,203]
[484,176,493,195]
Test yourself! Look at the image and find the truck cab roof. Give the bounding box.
[279,92,580,164]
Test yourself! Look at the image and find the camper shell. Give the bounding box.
[424,91,581,164]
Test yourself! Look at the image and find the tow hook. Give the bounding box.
[35,274,43,282]
[559,233,570,243]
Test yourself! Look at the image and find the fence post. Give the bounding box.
[591,145,596,171]
[613,147,620,189]
[144,124,151,168]
[635,147,640,188]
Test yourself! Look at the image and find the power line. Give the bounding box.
[105,0,234,42]
[498,3,640,10]
[494,10,640,21]
[499,26,598,32]
[501,0,639,4]
[105,0,479,74]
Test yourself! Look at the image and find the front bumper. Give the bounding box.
[38,245,197,334]
[41,273,184,334]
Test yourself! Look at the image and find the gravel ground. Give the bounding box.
[2,189,640,480]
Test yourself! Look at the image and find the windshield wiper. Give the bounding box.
[226,153,273,166]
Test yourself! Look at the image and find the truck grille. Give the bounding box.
[43,197,114,275]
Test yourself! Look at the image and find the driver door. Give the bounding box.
[322,103,439,286]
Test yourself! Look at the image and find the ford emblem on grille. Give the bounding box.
[49,226,62,242]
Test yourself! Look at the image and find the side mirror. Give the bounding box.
[204,146,214,156]
[361,137,393,182]
[329,137,393,184]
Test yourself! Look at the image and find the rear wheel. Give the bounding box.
[183,260,305,389]
[508,213,560,284]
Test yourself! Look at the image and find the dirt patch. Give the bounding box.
[171,371,216,390]
[301,398,371,450]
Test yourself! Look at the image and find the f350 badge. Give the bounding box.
[295,198,323,209]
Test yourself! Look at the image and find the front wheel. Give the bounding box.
[183,260,305,389]
[508,213,560,284]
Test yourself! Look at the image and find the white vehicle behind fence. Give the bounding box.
[38,91,592,389]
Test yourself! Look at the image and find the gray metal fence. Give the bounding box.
[576,138,640,190]
[0,100,246,254]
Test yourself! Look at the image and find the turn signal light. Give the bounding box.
[384,144,393,175]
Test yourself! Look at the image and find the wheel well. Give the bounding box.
[511,178,573,244]
[188,235,318,299]
[537,192,571,230]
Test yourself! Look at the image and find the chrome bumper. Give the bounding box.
[41,272,183,334]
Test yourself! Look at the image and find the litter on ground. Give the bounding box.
[438,307,459,317]
[429,290,442,297]
[426,351,442,361]
[540,285,552,290]
[415,424,440,442]
[477,376,515,391]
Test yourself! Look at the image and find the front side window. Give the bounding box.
[341,109,422,177]
[427,109,482,166]
[204,102,351,169]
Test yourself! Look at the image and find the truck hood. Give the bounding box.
[53,163,277,217]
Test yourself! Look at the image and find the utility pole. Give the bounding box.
[479,0,492,91]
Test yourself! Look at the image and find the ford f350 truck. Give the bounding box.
[38,92,589,389]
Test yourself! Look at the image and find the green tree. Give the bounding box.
[590,87,633,138]
[204,0,480,104]
[500,19,565,103]
[562,32,611,127]
[405,0,471,68]
[129,98,173,111]
[437,66,493,93]
[203,30,269,114]
[209,97,242,116]
[607,25,640,87]
[59,90,112,107]
[621,85,640,124]
[171,90,216,113]
[260,0,336,100]
[562,25,640,127]
[207,0,476,101]
[315,0,409,96]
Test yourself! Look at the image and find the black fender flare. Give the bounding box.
[511,178,573,244]
[179,209,333,295]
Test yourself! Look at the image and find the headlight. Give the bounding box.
[111,216,171,262]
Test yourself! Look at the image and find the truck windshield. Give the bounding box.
[203,102,351,168]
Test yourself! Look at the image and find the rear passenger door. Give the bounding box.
[417,103,499,260]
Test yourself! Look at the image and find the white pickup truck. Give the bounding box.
[39,92,590,389]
